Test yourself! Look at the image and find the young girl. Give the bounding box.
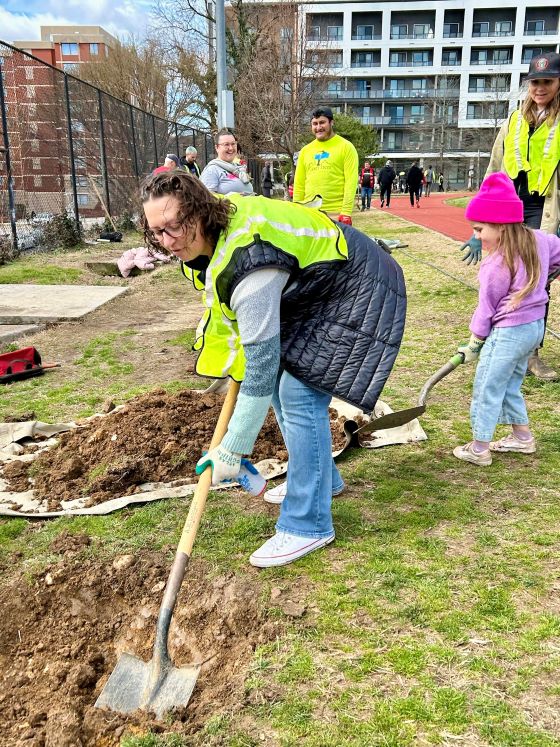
[454,172,560,466]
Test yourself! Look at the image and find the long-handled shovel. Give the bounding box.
[351,353,464,439]
[95,380,240,719]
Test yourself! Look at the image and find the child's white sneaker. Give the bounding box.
[249,531,335,568]
[263,480,345,504]
[489,434,536,454]
[453,441,492,466]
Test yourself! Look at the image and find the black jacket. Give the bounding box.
[219,224,406,414]
[406,165,423,189]
[378,165,396,186]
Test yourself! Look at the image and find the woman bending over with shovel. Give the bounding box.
[454,173,560,467]
[141,171,406,567]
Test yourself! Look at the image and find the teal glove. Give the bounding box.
[459,235,482,265]
[457,334,485,363]
[195,445,242,486]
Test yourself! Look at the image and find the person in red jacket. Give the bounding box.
[359,161,375,211]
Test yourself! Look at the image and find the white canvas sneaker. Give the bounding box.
[263,480,345,505]
[249,531,335,568]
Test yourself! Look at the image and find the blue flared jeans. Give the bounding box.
[470,320,544,442]
[272,370,343,539]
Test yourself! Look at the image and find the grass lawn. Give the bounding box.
[446,197,471,209]
[1,213,559,747]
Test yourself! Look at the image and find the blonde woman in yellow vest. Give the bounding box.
[141,170,406,568]
[462,52,560,381]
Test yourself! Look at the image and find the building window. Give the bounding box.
[391,24,408,39]
[31,139,40,152]
[471,50,488,65]
[467,103,482,119]
[412,51,430,66]
[412,78,426,90]
[390,52,407,66]
[90,43,99,55]
[443,23,460,38]
[26,85,35,99]
[308,25,320,40]
[25,67,34,80]
[495,21,512,35]
[354,52,374,66]
[75,156,87,170]
[413,24,430,38]
[327,80,342,93]
[473,22,489,37]
[386,131,403,149]
[469,76,486,92]
[33,175,42,187]
[522,47,543,63]
[77,194,89,206]
[327,26,343,40]
[442,50,460,66]
[280,27,293,39]
[61,43,79,55]
[410,104,424,123]
[494,49,511,63]
[76,176,89,189]
[525,20,545,35]
[33,157,41,170]
[356,25,373,40]
[63,63,78,73]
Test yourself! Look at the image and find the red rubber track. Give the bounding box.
[371,191,472,242]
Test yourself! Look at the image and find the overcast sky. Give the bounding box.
[0,0,151,42]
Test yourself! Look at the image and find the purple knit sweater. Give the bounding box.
[470,230,560,339]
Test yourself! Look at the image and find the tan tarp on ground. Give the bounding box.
[0,399,426,518]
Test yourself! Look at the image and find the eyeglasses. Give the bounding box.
[217,140,237,148]
[148,222,185,240]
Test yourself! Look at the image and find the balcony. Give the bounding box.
[472,30,515,37]
[524,27,558,36]
[390,32,433,40]
[443,31,463,38]
[389,60,432,67]
[441,58,462,66]
[351,61,381,68]
[468,86,509,94]
[327,89,460,100]
[357,116,391,125]
[351,34,382,41]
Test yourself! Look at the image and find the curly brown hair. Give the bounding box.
[140,171,236,253]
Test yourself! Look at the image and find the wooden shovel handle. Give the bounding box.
[177,380,240,556]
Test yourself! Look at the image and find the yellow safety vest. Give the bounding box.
[503,110,560,196]
[181,194,348,380]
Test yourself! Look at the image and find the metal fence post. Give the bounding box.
[97,89,111,216]
[174,122,180,160]
[152,115,158,168]
[129,105,140,182]
[0,57,18,251]
[64,73,81,236]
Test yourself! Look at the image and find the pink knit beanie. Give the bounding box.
[465,172,524,224]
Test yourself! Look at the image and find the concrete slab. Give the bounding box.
[0,285,128,324]
[0,324,46,344]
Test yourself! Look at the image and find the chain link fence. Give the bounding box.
[0,40,214,256]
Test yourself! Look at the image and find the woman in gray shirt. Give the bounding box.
[200,129,253,195]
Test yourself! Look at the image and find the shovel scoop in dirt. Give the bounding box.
[95,382,240,719]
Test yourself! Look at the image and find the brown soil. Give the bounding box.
[0,546,285,747]
[4,391,352,511]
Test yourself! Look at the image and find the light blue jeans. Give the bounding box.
[272,370,343,538]
[470,320,544,442]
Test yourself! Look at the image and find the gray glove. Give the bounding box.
[459,235,482,265]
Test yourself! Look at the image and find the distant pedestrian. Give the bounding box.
[153,154,180,175]
[399,172,406,193]
[183,146,201,178]
[261,161,274,198]
[438,173,445,192]
[425,165,434,196]
[360,161,375,211]
[378,160,396,208]
[406,160,423,208]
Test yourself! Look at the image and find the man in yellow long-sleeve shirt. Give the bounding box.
[293,107,358,225]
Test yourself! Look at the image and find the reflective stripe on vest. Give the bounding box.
[190,194,348,379]
[503,110,560,196]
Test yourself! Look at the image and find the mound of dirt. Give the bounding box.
[4,388,353,511]
[0,548,283,747]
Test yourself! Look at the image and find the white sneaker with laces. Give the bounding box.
[263,480,345,504]
[249,531,335,568]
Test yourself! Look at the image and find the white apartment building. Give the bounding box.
[301,0,560,186]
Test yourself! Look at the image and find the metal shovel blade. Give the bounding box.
[95,651,200,720]
[356,405,426,436]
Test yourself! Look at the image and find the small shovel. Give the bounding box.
[352,353,464,439]
[95,380,240,719]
